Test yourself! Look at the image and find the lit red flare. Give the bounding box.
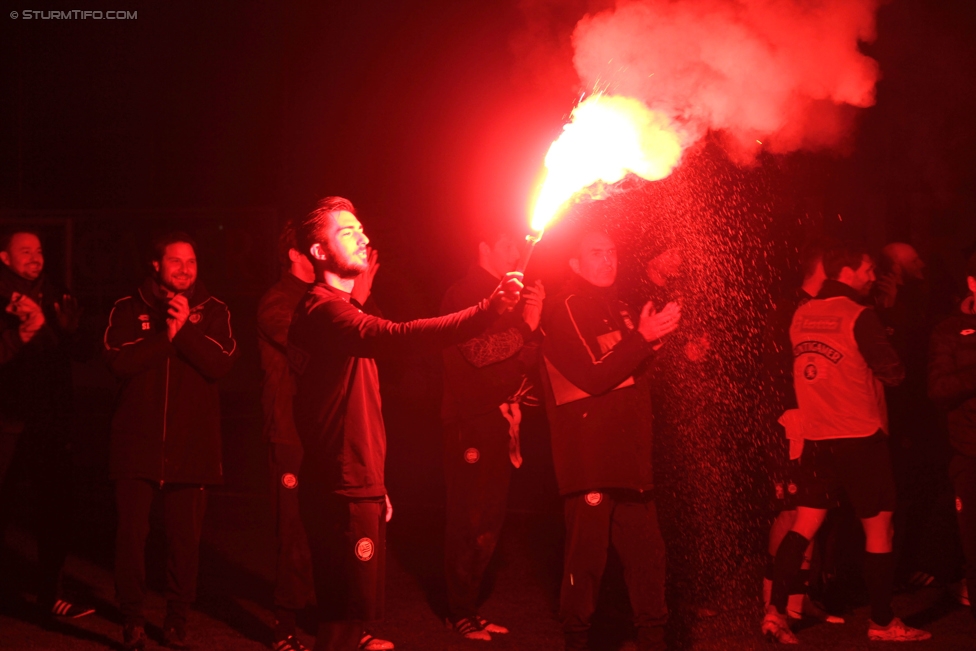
[529,94,686,233]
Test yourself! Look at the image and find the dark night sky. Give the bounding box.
[1,0,976,292]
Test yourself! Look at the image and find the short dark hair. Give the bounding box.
[150,231,197,263]
[799,240,827,281]
[966,251,976,281]
[277,218,302,268]
[822,242,870,280]
[296,196,357,257]
[0,228,42,253]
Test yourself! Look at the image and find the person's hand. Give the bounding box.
[7,292,46,342]
[166,294,190,341]
[521,281,545,331]
[638,301,681,342]
[385,493,393,523]
[54,294,81,334]
[489,271,524,314]
[874,272,897,309]
[351,248,380,306]
[646,249,683,287]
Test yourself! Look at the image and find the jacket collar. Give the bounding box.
[816,279,869,304]
[137,276,209,311]
[0,261,45,300]
[567,274,618,301]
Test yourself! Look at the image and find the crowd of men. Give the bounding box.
[2,200,976,650]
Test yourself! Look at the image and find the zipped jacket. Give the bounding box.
[0,264,74,438]
[929,298,976,458]
[104,277,237,484]
[539,277,660,496]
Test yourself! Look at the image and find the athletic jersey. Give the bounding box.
[790,295,888,440]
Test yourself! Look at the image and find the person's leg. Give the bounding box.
[611,498,667,651]
[271,442,314,641]
[443,414,513,625]
[769,506,828,615]
[162,484,207,637]
[860,511,895,626]
[561,492,612,651]
[32,439,73,609]
[300,489,373,651]
[115,479,155,627]
[949,454,976,620]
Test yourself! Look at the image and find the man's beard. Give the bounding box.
[322,242,366,279]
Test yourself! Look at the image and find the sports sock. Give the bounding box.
[770,531,810,614]
[864,552,895,627]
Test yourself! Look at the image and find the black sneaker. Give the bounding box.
[50,598,96,619]
[273,635,310,651]
[163,621,189,649]
[122,624,148,651]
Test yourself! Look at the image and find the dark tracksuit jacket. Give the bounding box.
[539,277,660,496]
[104,277,238,485]
[287,281,500,498]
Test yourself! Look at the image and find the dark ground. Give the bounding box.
[0,408,976,651]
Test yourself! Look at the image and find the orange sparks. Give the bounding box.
[529,94,685,233]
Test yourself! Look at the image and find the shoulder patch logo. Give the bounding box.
[584,491,603,506]
[355,537,375,561]
[962,329,975,336]
[803,363,818,381]
[281,473,298,489]
[464,448,480,464]
[793,341,843,364]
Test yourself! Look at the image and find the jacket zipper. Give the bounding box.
[161,356,170,488]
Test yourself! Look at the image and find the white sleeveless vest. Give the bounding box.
[790,296,888,440]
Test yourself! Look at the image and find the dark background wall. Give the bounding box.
[1,0,975,522]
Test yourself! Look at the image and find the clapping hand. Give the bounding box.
[638,301,681,342]
[166,294,190,341]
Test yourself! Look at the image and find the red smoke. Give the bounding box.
[571,0,882,161]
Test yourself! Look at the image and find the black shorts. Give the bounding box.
[795,431,897,519]
[771,458,802,512]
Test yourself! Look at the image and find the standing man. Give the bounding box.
[257,219,389,651]
[538,229,680,651]
[0,229,90,618]
[760,242,840,621]
[104,232,237,650]
[928,251,976,619]
[258,220,317,651]
[763,242,930,643]
[287,197,523,651]
[440,230,544,640]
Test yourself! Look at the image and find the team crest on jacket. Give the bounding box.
[957,497,964,513]
[962,329,975,336]
[189,309,203,324]
[464,447,480,464]
[584,491,603,506]
[787,482,797,495]
[281,473,298,489]
[355,537,374,561]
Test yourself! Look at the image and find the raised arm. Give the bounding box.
[171,300,237,380]
[853,307,905,387]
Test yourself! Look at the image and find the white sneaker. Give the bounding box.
[867,617,931,642]
[762,607,798,644]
